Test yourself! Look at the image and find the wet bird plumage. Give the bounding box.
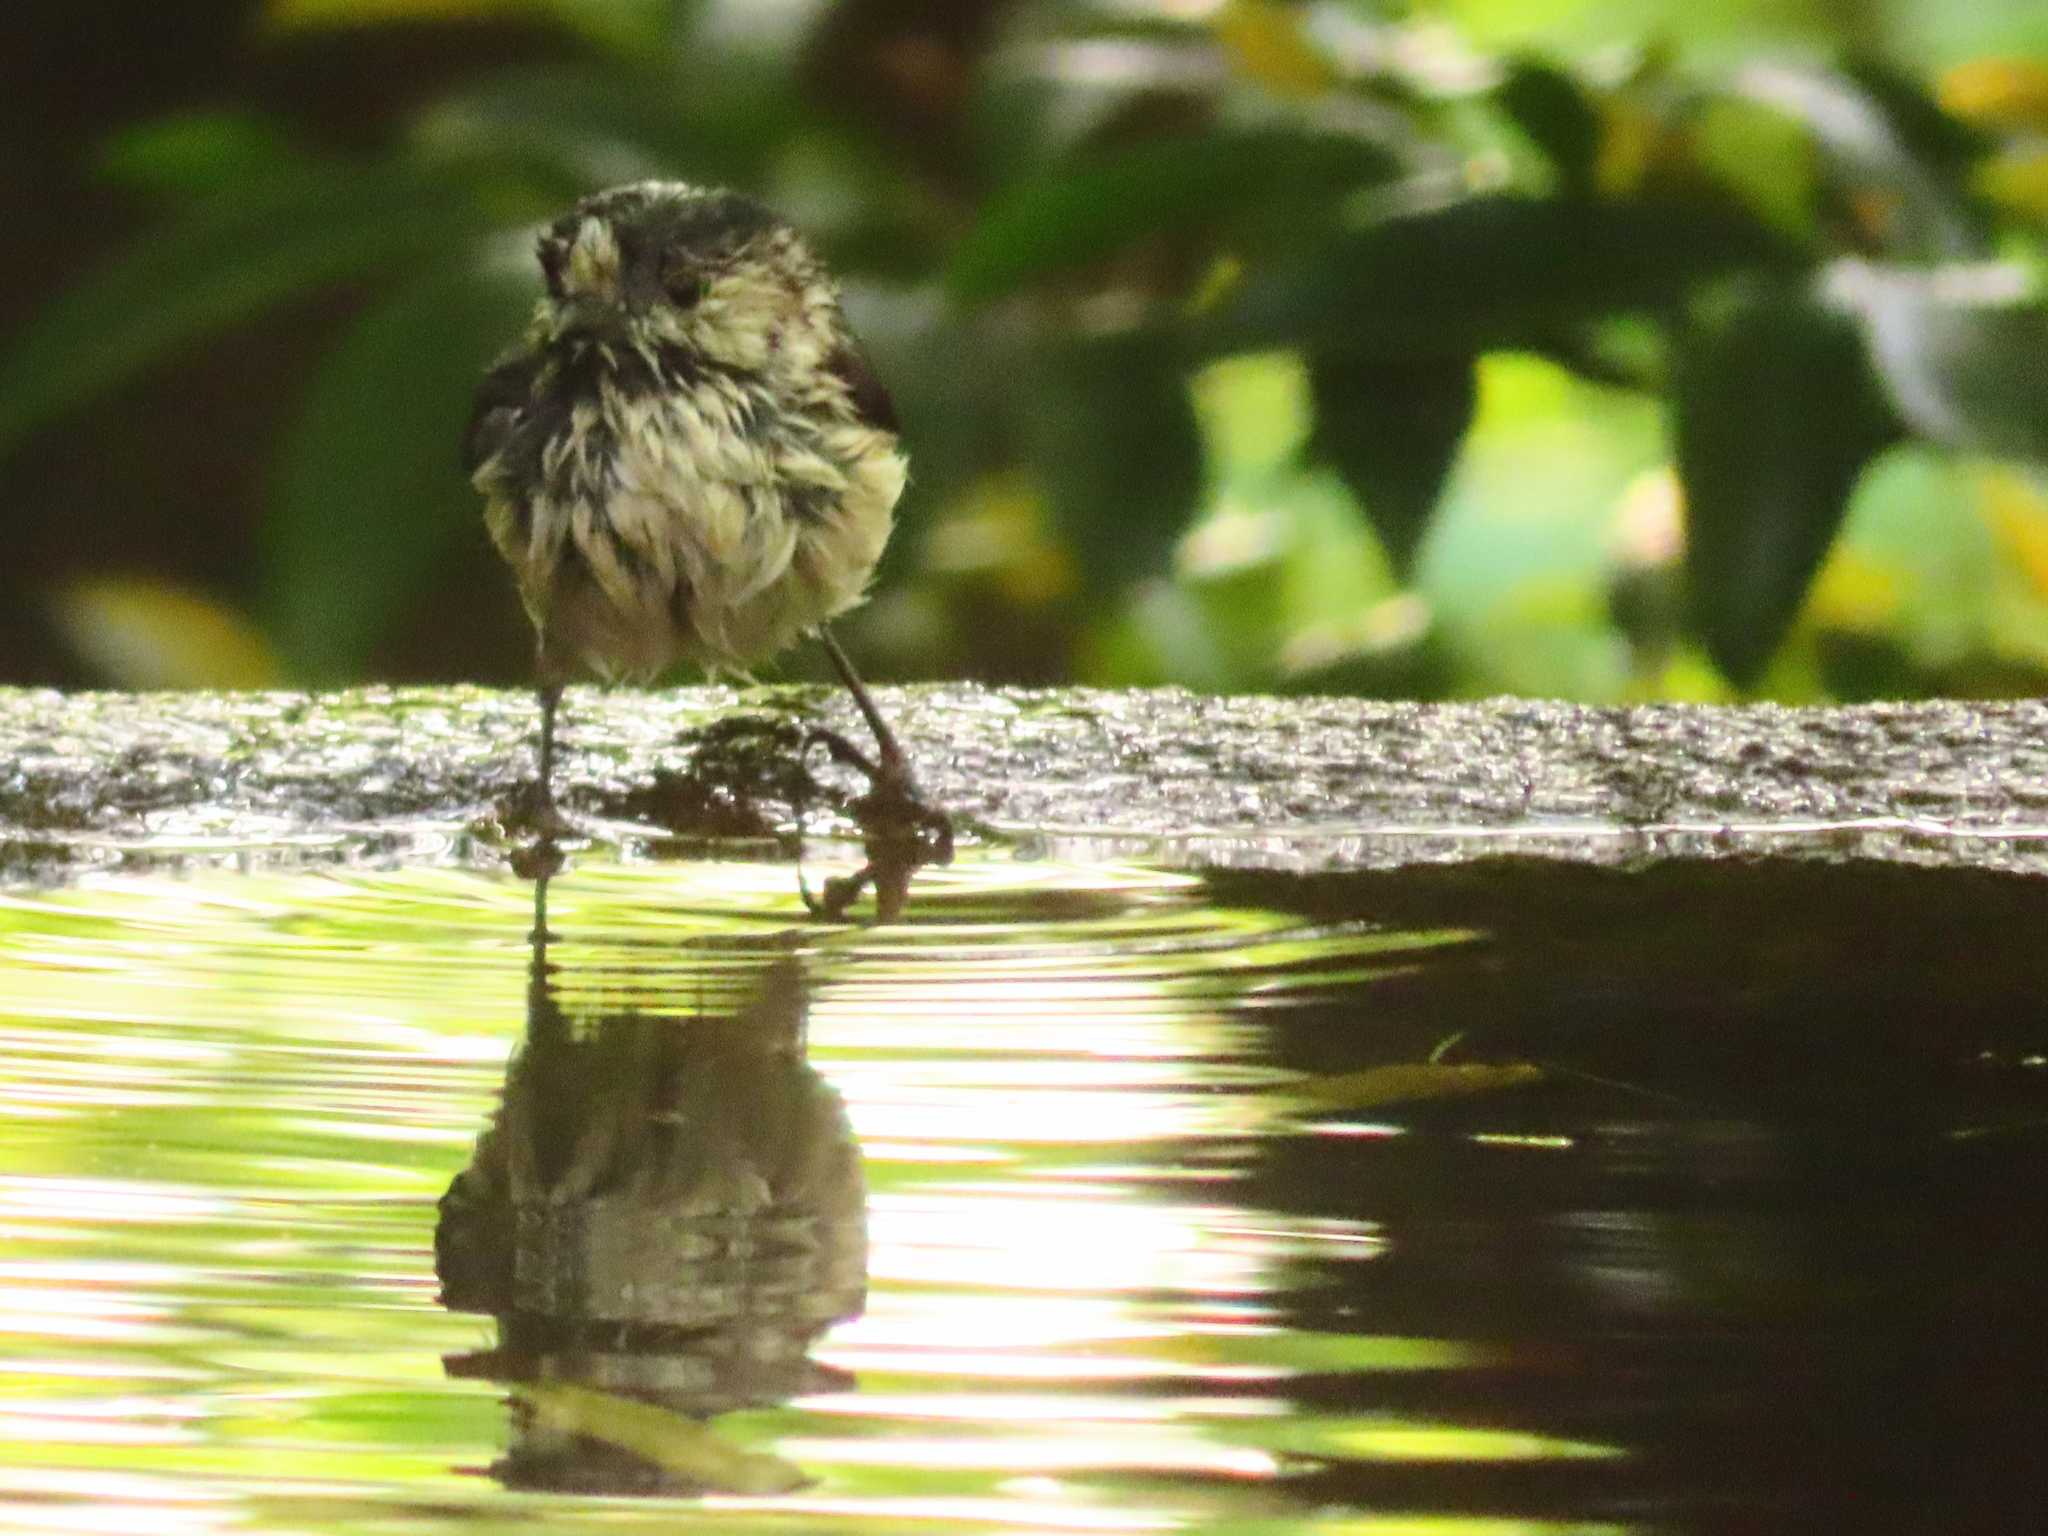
[466,183,906,687]
[465,179,953,912]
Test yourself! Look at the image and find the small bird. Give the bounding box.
[465,181,935,850]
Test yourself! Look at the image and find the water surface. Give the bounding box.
[1,851,2043,1532]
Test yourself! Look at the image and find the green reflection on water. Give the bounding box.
[1,854,1557,1535]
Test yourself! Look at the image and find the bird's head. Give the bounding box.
[533,181,841,373]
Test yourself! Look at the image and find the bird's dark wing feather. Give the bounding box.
[829,345,899,435]
[464,351,543,474]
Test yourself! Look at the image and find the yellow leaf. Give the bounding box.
[52,577,283,689]
[517,1384,809,1495]
[1939,57,2048,131]
[1976,148,2048,223]
[1806,546,1904,632]
[1213,0,1337,98]
[1185,252,1247,317]
[1321,1420,1625,1462]
[924,473,1079,607]
[1593,97,1661,199]
[1294,1061,1543,1110]
[1981,466,2048,599]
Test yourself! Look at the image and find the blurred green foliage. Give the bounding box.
[4,0,2047,699]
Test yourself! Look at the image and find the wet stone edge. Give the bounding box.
[2,684,2047,877]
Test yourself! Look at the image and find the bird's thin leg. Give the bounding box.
[508,660,574,856]
[536,679,564,808]
[796,627,951,924]
[802,724,881,779]
[505,679,570,876]
[817,625,906,781]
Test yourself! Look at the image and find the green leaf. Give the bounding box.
[410,60,779,197]
[1494,57,1602,193]
[263,256,536,680]
[1431,0,1842,53]
[1019,331,1204,599]
[947,128,1397,302]
[1840,57,1989,182]
[546,0,692,58]
[97,111,312,198]
[1306,353,1476,579]
[1292,1060,1544,1110]
[263,0,683,60]
[1824,258,2048,464]
[1675,279,1901,689]
[1211,195,1786,359]
[0,164,498,462]
[1689,96,1819,244]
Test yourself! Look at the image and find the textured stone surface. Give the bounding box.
[3,684,2048,874]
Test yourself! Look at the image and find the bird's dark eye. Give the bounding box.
[662,258,705,308]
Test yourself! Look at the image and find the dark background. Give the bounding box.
[0,0,546,686]
[3,0,2045,700]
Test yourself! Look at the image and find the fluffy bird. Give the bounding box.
[466,181,922,820]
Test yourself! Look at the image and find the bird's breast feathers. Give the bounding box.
[478,350,903,678]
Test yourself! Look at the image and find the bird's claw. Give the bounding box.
[493,773,576,883]
[798,726,953,923]
[509,835,567,883]
[500,779,574,862]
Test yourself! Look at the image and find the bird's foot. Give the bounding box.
[503,779,576,838]
[499,780,573,880]
[799,727,953,923]
[508,834,567,883]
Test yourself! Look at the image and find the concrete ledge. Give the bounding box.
[3,684,2047,875]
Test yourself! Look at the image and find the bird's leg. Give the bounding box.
[536,678,564,811]
[817,626,908,784]
[507,650,574,857]
[800,626,953,922]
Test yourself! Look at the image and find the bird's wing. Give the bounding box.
[827,345,899,435]
[464,350,545,476]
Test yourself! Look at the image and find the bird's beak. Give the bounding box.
[621,260,664,316]
[554,298,627,342]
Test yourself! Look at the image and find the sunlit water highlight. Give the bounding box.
[0,851,2043,1532]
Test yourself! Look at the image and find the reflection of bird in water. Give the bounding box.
[435,872,867,1495]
